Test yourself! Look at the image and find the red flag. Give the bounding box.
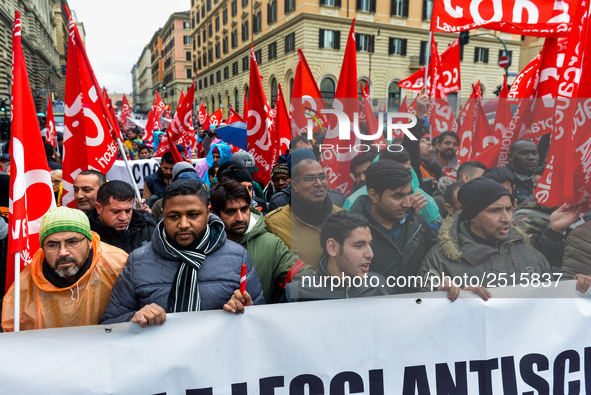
[7,11,56,291]
[178,89,186,110]
[209,108,224,129]
[227,107,245,123]
[427,39,458,137]
[242,88,249,121]
[536,0,591,209]
[399,38,461,94]
[143,91,165,142]
[198,102,208,125]
[119,94,131,124]
[45,95,56,148]
[457,85,480,164]
[102,88,125,142]
[290,49,328,139]
[164,105,172,120]
[154,82,197,156]
[319,19,359,196]
[430,0,576,37]
[272,84,292,161]
[246,45,274,184]
[61,11,119,208]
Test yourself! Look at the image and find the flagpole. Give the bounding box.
[425,31,432,144]
[63,5,142,204]
[14,253,20,332]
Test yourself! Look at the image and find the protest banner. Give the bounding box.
[0,283,589,393]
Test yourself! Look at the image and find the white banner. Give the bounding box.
[106,159,160,190]
[0,282,590,394]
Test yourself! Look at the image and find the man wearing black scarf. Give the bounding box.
[266,157,343,269]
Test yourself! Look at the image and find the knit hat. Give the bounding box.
[231,150,260,173]
[39,207,92,244]
[287,149,317,177]
[457,177,514,220]
[172,161,196,181]
[218,161,253,183]
[271,163,289,179]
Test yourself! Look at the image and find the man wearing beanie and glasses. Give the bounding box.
[1,207,128,331]
[418,177,591,294]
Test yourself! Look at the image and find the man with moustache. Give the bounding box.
[101,179,265,326]
[73,170,106,212]
[506,139,541,204]
[2,207,128,331]
[434,131,460,179]
[210,179,314,303]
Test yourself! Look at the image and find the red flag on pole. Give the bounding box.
[61,11,119,208]
[119,94,131,124]
[143,91,165,142]
[290,49,328,138]
[45,95,56,148]
[7,11,56,292]
[198,102,208,126]
[271,84,292,162]
[209,108,224,129]
[399,38,461,94]
[243,88,249,121]
[227,107,245,123]
[246,45,274,184]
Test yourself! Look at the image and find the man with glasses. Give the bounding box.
[1,207,128,331]
[266,155,343,269]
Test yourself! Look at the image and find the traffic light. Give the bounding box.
[0,99,5,112]
[459,31,470,46]
[162,85,167,90]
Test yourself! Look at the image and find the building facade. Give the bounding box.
[189,0,524,117]
[131,45,153,113]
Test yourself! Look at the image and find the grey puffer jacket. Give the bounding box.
[418,213,551,291]
[100,214,265,324]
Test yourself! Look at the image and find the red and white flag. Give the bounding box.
[227,107,245,123]
[246,45,274,184]
[7,11,56,291]
[45,95,56,148]
[119,94,131,124]
[427,38,458,137]
[399,38,461,94]
[242,88,249,121]
[154,82,196,156]
[209,108,224,129]
[198,102,208,126]
[102,88,125,142]
[61,11,119,208]
[291,49,328,138]
[143,91,165,142]
[271,84,292,163]
[536,0,591,209]
[320,19,359,196]
[430,0,577,37]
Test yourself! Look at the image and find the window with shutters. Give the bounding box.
[232,0,238,16]
[223,36,228,54]
[388,38,407,56]
[216,70,221,83]
[242,0,248,6]
[253,11,262,33]
[320,0,341,6]
[422,0,433,20]
[319,29,340,50]
[210,74,214,85]
[357,0,375,12]
[355,33,374,52]
[197,33,201,46]
[391,0,409,17]
[215,16,220,32]
[242,19,249,41]
[198,57,202,70]
[204,77,208,88]
[208,48,213,63]
[223,8,228,24]
[232,29,238,48]
[202,53,207,67]
[186,68,193,79]
[224,66,229,79]
[268,41,277,60]
[419,40,427,65]
[207,0,212,11]
[268,1,277,24]
[285,32,296,53]
[255,49,262,64]
[474,47,489,63]
[183,35,192,45]
[215,42,220,58]
[201,4,205,18]
[208,22,213,36]
[186,51,192,61]
[285,0,296,12]
[199,80,203,90]
[242,55,250,71]
[232,61,239,75]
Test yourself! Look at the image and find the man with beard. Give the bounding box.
[101,179,265,326]
[266,156,343,269]
[434,131,460,179]
[143,151,176,204]
[211,179,314,303]
[506,139,540,204]
[1,207,128,331]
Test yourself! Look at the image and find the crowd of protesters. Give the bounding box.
[1,93,591,332]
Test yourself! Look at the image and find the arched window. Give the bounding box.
[234,88,240,112]
[387,81,401,111]
[270,77,278,107]
[289,78,294,101]
[358,78,369,99]
[319,76,336,107]
[244,85,249,111]
[211,95,215,110]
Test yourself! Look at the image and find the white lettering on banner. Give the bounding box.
[0,283,590,393]
[470,0,503,25]
[536,155,554,203]
[575,136,591,182]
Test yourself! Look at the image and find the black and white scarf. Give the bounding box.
[159,222,217,312]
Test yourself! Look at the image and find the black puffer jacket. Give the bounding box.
[268,184,346,211]
[88,209,156,254]
[100,215,265,324]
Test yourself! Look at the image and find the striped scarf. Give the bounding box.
[159,222,217,312]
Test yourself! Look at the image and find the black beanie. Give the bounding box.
[218,164,253,183]
[457,177,513,220]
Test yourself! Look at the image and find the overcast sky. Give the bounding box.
[67,0,190,94]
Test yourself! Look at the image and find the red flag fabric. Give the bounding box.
[154,82,196,156]
[7,11,56,291]
[227,107,245,123]
[198,102,208,126]
[143,91,165,142]
[243,88,249,121]
[536,0,591,209]
[319,19,359,196]
[399,38,461,94]
[457,85,480,164]
[102,87,124,142]
[61,12,119,208]
[271,84,292,162]
[430,0,576,37]
[209,108,224,129]
[290,49,328,138]
[246,45,274,184]
[45,95,56,148]
[119,94,131,124]
[427,39,458,137]
[164,106,172,120]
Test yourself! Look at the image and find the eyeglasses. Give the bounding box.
[43,238,86,253]
[297,173,328,184]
